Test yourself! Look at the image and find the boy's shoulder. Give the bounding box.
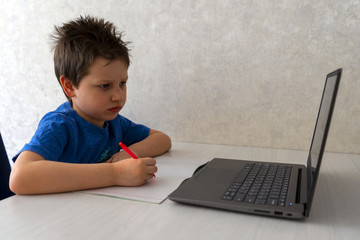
[38,102,88,135]
[41,102,76,124]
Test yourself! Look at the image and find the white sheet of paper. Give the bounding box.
[81,155,208,203]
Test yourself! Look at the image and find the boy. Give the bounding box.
[10,16,171,194]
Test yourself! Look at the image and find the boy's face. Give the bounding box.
[69,57,128,128]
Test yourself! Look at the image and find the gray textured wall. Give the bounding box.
[1,0,359,158]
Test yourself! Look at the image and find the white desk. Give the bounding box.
[1,142,360,240]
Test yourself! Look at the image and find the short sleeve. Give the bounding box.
[12,113,69,162]
[117,115,150,147]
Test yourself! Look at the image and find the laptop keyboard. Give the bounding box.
[222,163,292,207]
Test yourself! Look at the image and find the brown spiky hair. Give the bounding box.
[50,15,130,101]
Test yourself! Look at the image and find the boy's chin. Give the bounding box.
[105,113,119,121]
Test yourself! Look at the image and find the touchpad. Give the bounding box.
[193,167,238,185]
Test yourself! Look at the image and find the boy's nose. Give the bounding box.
[111,88,125,101]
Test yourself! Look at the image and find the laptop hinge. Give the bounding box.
[295,168,302,204]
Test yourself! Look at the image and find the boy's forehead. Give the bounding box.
[92,57,128,67]
[88,57,128,76]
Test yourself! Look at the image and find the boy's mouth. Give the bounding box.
[108,106,121,113]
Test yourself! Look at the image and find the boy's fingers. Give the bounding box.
[148,165,158,173]
[143,158,156,166]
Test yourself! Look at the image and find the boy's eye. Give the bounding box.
[120,81,127,87]
[99,84,110,89]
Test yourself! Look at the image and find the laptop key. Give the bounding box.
[257,195,268,200]
[255,199,267,205]
[222,196,233,200]
[244,196,256,203]
[234,193,246,202]
[267,199,278,206]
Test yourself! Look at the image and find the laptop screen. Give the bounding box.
[305,69,341,216]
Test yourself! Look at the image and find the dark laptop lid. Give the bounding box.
[305,69,342,217]
[0,133,15,200]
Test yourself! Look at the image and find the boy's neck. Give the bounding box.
[69,102,107,129]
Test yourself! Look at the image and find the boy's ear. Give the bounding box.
[60,76,76,97]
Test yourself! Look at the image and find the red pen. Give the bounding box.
[119,142,156,177]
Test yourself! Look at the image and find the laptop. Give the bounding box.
[168,69,342,219]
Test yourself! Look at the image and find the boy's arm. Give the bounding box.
[9,151,157,195]
[130,129,172,158]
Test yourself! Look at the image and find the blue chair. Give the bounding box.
[0,133,15,200]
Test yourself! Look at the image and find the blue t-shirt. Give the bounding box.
[13,102,150,163]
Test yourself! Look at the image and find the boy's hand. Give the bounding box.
[112,157,157,186]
